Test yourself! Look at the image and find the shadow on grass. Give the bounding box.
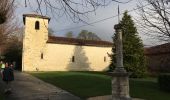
[130,78,170,100]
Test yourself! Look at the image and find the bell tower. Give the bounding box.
[22,14,50,71]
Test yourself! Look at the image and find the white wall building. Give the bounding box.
[22,14,113,71]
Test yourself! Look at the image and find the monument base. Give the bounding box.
[108,72,132,100]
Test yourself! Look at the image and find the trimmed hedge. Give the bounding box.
[158,73,170,92]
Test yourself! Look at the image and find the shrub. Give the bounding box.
[158,73,170,92]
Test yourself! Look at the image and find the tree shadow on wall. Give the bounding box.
[67,46,92,71]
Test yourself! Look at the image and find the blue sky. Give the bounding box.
[14,0,159,46]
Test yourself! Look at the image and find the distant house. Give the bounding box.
[22,14,113,71]
[144,43,170,73]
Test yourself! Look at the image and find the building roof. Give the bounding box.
[23,14,50,25]
[23,14,50,20]
[47,36,113,47]
[144,43,170,55]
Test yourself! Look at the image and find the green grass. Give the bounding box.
[0,85,4,100]
[130,78,170,100]
[31,72,111,98]
[0,93,4,100]
[31,72,170,100]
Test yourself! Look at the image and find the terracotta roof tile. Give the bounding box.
[47,36,113,47]
[144,43,170,55]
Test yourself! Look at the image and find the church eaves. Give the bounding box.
[47,36,113,47]
[23,14,50,20]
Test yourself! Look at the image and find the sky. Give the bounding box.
[14,0,161,46]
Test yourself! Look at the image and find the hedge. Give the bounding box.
[158,73,170,92]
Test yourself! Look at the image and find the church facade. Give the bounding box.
[22,14,112,71]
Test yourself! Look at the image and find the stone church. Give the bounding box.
[22,14,112,71]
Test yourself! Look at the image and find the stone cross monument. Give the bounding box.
[109,23,131,100]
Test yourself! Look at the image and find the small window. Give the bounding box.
[72,56,75,62]
[104,56,106,62]
[23,17,25,25]
[35,21,40,30]
[41,53,43,59]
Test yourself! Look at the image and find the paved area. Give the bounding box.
[87,95,144,100]
[0,71,81,100]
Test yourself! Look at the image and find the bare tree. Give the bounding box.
[0,0,14,24]
[0,0,132,44]
[137,0,170,42]
[1,0,132,25]
[0,18,20,46]
[0,0,18,44]
[23,0,132,22]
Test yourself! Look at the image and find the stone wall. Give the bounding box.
[22,16,48,71]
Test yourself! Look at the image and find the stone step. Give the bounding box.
[87,95,144,100]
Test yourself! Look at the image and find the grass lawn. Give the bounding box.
[0,94,4,100]
[31,72,170,100]
[0,85,4,100]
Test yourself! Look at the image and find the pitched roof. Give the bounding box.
[23,14,50,20]
[144,43,170,55]
[47,36,113,47]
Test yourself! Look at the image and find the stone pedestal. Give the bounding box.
[109,72,131,100]
[108,23,131,100]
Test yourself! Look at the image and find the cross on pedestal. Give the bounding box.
[109,23,131,100]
